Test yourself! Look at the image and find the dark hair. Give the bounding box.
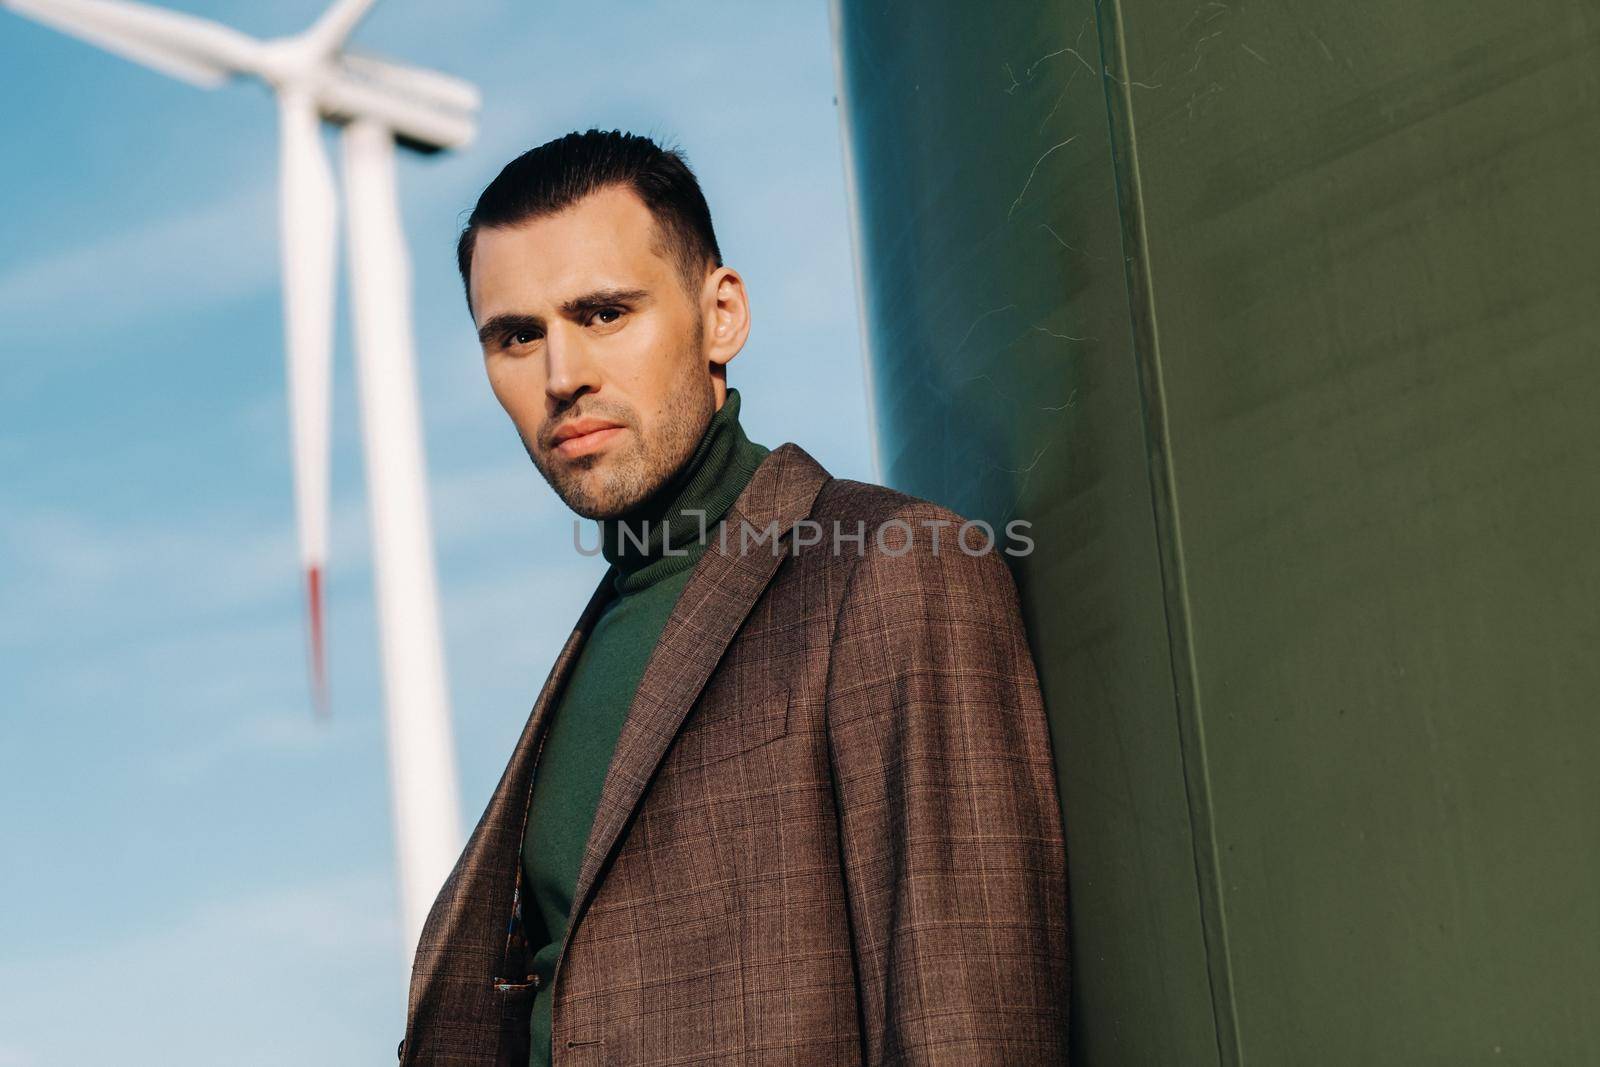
[455,129,723,314]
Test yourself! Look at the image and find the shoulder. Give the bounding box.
[812,482,1037,731]
[812,475,993,542]
[806,475,1026,615]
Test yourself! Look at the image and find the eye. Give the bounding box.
[591,307,624,326]
[505,329,540,348]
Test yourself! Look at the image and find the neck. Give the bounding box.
[597,386,769,595]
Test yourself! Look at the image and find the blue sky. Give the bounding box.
[0,2,873,1062]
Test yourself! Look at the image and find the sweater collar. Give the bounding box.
[597,386,770,596]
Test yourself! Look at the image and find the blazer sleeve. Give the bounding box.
[823,505,1071,1065]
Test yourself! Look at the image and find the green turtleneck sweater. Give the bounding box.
[521,386,770,1066]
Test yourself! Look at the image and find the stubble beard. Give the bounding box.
[524,317,713,520]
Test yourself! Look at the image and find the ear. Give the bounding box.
[701,266,751,370]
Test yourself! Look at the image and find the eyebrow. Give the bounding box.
[476,286,650,345]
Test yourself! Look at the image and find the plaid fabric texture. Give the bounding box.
[399,442,1070,1065]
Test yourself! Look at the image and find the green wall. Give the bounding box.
[833,1,1600,1062]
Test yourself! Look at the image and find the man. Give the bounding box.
[399,129,1069,1066]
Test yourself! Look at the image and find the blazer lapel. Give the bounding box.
[515,562,619,808]
[490,563,617,965]
[406,562,616,1032]
[561,442,831,955]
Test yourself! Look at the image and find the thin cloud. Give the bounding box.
[0,180,277,337]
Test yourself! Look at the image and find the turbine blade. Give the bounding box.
[338,50,480,116]
[2,0,260,88]
[303,0,377,56]
[316,74,476,153]
[278,89,338,717]
[307,565,330,719]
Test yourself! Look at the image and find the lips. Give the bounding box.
[550,416,625,457]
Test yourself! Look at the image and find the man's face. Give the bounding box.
[468,185,741,519]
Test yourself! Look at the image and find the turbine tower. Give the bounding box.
[3,0,473,961]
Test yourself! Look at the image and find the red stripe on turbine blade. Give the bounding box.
[307,565,330,720]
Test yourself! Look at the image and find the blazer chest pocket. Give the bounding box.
[673,684,790,768]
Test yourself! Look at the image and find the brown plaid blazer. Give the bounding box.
[399,441,1069,1065]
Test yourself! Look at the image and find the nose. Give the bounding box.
[543,320,601,404]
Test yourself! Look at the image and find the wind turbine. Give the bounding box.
[3,0,473,961]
